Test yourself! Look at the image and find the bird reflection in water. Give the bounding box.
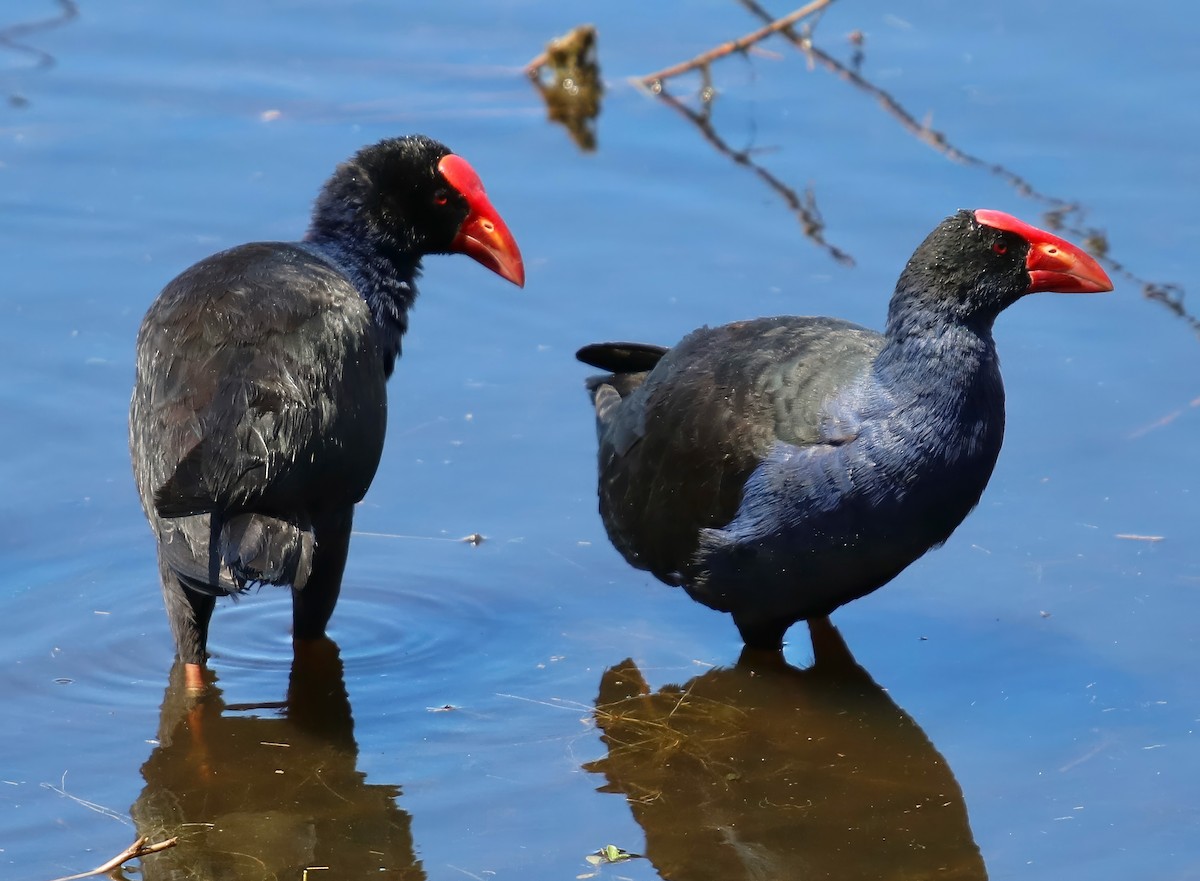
[131,639,424,880]
[584,619,988,880]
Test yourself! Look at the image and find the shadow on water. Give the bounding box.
[0,0,78,108]
[584,619,988,880]
[130,639,424,880]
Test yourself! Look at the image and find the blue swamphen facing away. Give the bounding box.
[577,209,1111,650]
[130,135,524,689]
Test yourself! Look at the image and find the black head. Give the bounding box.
[308,134,524,286]
[889,209,1111,328]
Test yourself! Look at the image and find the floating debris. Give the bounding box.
[526,24,604,151]
[585,844,641,865]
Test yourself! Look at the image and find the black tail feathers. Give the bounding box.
[221,514,315,591]
[576,341,667,374]
[578,342,668,415]
[162,513,315,597]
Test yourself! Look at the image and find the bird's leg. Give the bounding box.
[292,506,353,644]
[807,615,853,667]
[158,554,215,692]
[286,638,356,747]
[732,611,790,652]
[805,615,876,688]
[183,663,206,691]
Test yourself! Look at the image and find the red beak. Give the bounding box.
[974,209,1113,294]
[438,154,525,287]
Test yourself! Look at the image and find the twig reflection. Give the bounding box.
[655,83,854,266]
[525,24,604,152]
[631,0,1194,335]
[636,0,835,87]
[0,0,78,107]
[740,0,1196,337]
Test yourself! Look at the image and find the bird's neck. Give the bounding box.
[867,296,1005,471]
[826,299,1006,539]
[876,293,999,391]
[302,232,420,378]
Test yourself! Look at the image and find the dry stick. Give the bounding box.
[631,3,852,264]
[524,49,548,76]
[741,0,1056,203]
[637,0,836,87]
[736,0,1196,336]
[44,836,178,881]
[654,85,854,266]
[0,0,79,70]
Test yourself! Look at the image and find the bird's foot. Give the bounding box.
[183,662,207,693]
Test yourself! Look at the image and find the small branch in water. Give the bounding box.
[0,0,79,71]
[634,0,1192,331]
[40,775,130,826]
[636,0,836,88]
[740,0,1058,204]
[653,84,854,266]
[734,0,1194,336]
[1128,394,1200,439]
[352,530,485,545]
[525,24,604,151]
[43,836,178,881]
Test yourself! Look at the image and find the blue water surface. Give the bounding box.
[1,1,1197,878]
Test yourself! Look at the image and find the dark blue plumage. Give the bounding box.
[578,209,1112,648]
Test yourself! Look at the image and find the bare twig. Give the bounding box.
[637,0,836,87]
[0,0,78,71]
[740,0,1057,203]
[1128,394,1200,439]
[632,0,1192,327]
[39,776,130,827]
[525,24,604,151]
[352,530,475,543]
[524,50,549,76]
[44,836,178,881]
[653,85,854,266]
[734,0,1194,335]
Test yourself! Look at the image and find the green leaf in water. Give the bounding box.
[590,844,638,864]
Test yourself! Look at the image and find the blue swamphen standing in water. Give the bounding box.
[578,209,1111,649]
[131,135,524,689]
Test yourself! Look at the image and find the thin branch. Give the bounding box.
[525,24,604,151]
[736,0,1196,337]
[43,836,178,881]
[740,0,1059,205]
[39,777,130,827]
[352,530,485,544]
[631,0,1191,330]
[0,0,78,71]
[524,50,549,76]
[654,84,854,266]
[637,0,836,87]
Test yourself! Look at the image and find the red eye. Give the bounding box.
[992,242,1008,255]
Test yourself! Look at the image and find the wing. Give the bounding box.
[589,316,884,582]
[130,242,387,526]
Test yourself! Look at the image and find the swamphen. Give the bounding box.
[130,135,524,689]
[577,209,1111,649]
